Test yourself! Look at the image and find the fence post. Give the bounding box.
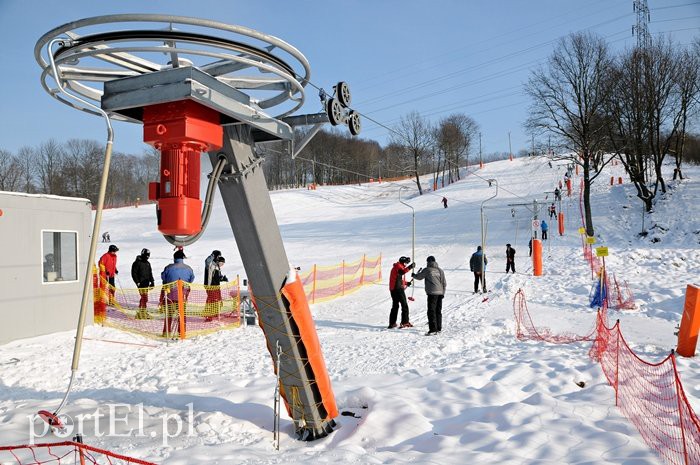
[342,260,345,295]
[671,351,690,465]
[360,254,366,285]
[615,319,620,406]
[312,264,317,304]
[177,279,186,340]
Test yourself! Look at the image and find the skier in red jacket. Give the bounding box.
[388,256,415,329]
[98,244,119,304]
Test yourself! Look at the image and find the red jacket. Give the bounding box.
[99,252,118,277]
[389,262,409,291]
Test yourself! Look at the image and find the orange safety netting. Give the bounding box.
[0,441,156,465]
[513,288,597,344]
[513,288,700,464]
[94,267,240,340]
[299,254,382,304]
[607,273,636,310]
[590,313,700,465]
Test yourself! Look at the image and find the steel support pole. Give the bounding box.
[209,124,335,440]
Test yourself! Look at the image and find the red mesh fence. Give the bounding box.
[298,254,382,304]
[590,313,700,465]
[514,288,700,464]
[513,288,596,343]
[607,273,636,310]
[0,441,156,465]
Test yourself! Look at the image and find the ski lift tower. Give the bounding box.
[35,14,361,441]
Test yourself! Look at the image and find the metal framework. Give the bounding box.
[36,14,356,442]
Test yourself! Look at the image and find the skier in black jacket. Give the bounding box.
[131,248,155,318]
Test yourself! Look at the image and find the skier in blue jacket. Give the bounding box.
[160,250,195,337]
[541,220,549,240]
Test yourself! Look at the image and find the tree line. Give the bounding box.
[0,139,159,206]
[525,33,700,236]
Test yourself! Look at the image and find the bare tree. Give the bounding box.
[524,32,614,236]
[35,139,65,195]
[391,111,433,195]
[434,114,478,186]
[16,146,36,193]
[670,46,700,180]
[0,149,25,191]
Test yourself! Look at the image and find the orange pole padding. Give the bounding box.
[677,284,700,357]
[480,161,484,169]
[610,176,614,185]
[509,154,513,161]
[566,178,572,196]
[575,165,579,175]
[177,279,186,340]
[558,212,565,236]
[618,177,623,184]
[281,274,339,421]
[532,239,543,276]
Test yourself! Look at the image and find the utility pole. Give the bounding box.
[508,131,512,158]
[531,134,535,157]
[633,0,651,50]
[479,132,482,167]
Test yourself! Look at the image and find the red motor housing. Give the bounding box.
[144,100,223,236]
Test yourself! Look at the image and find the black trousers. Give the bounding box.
[427,294,443,333]
[542,230,548,240]
[506,260,515,273]
[473,272,485,292]
[389,289,410,325]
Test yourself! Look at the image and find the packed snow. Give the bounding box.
[1,156,699,464]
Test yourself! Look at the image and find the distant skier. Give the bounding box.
[528,238,533,257]
[548,203,556,219]
[541,220,549,240]
[98,244,119,305]
[101,231,110,243]
[554,187,561,201]
[505,244,516,274]
[204,250,222,285]
[469,246,488,293]
[442,197,448,208]
[131,248,155,319]
[411,256,447,336]
[511,208,515,218]
[388,256,415,329]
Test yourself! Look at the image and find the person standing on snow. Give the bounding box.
[98,244,119,305]
[205,256,228,321]
[388,256,415,329]
[411,256,447,336]
[469,246,488,293]
[161,249,195,336]
[505,244,516,274]
[541,219,549,240]
[131,248,155,319]
[548,203,556,219]
[442,197,448,208]
[204,250,222,285]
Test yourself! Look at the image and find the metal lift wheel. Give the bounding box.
[336,81,351,107]
[327,98,344,126]
[348,111,361,136]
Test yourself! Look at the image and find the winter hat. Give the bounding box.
[506,244,511,248]
[399,256,411,264]
[477,245,482,251]
[108,244,119,252]
[426,256,435,263]
[141,248,150,258]
[212,250,222,258]
[174,250,186,260]
[215,256,226,264]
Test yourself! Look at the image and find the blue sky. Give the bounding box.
[1,0,698,157]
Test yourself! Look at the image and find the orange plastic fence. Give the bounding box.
[299,254,382,304]
[94,268,241,340]
[0,441,156,465]
[591,314,700,465]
